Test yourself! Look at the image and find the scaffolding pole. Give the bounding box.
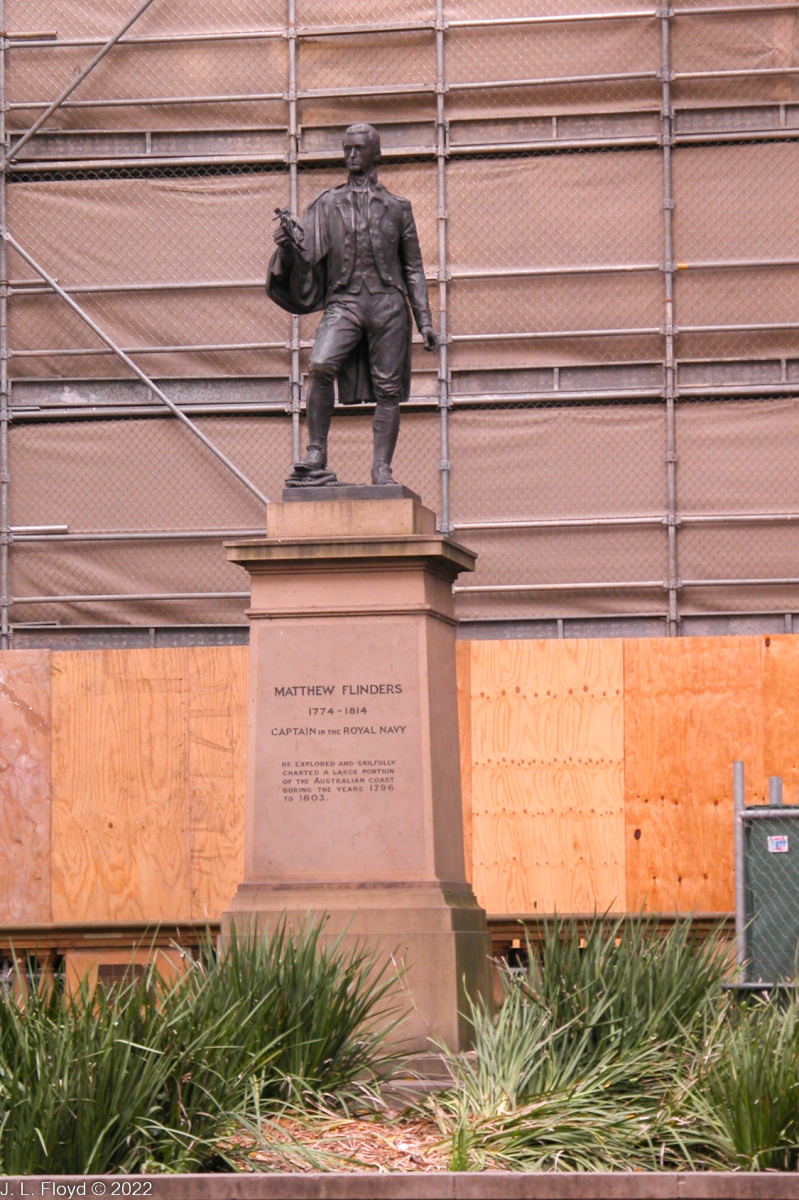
[660,8,680,638]
[0,0,8,649]
[734,761,747,983]
[288,0,301,467]
[436,0,451,534]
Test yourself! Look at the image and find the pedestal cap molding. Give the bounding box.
[225,534,476,581]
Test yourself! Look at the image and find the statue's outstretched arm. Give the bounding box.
[265,203,326,315]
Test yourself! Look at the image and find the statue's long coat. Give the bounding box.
[265,179,433,404]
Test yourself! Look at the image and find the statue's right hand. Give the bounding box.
[273,226,296,256]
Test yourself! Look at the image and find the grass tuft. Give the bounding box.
[0,918,403,1174]
[688,998,799,1170]
[423,913,738,1172]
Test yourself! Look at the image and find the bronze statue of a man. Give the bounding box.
[266,122,438,487]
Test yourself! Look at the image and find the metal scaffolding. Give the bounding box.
[3,0,799,641]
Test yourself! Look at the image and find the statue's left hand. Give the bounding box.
[421,325,438,352]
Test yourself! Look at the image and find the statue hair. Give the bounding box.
[343,122,381,158]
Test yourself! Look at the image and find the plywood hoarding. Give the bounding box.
[0,637,794,925]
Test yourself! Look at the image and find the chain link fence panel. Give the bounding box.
[744,809,799,984]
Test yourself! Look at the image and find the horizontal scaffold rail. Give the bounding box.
[11,1,799,49]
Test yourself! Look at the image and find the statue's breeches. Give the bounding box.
[308,288,410,404]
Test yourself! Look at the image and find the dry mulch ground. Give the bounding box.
[232,1113,451,1173]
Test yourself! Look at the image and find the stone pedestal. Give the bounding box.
[222,496,491,1053]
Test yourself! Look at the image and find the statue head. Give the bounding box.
[342,123,381,176]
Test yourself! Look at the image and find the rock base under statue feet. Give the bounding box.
[284,463,340,488]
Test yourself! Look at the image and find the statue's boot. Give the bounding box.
[295,375,335,471]
[371,400,400,486]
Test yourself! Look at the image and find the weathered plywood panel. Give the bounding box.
[51,649,191,922]
[188,645,247,919]
[624,636,765,913]
[471,639,625,915]
[455,639,473,885]
[762,635,799,798]
[0,650,51,923]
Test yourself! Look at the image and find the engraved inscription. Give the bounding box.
[271,680,406,802]
[270,681,408,743]
[280,758,397,801]
[253,620,425,878]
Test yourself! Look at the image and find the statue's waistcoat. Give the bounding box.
[324,185,408,299]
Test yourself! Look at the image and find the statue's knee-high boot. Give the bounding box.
[299,371,335,468]
[372,399,400,484]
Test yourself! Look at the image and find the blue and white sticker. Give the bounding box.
[767,834,789,854]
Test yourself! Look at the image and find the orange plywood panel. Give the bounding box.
[51,649,191,923]
[455,639,473,884]
[624,636,765,913]
[470,638,625,915]
[0,650,51,923]
[189,645,248,919]
[762,635,799,799]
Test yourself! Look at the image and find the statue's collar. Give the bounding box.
[347,168,379,191]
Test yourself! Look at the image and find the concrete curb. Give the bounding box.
[5,1174,799,1199]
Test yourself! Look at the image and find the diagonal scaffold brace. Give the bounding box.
[4,0,161,167]
[5,232,270,507]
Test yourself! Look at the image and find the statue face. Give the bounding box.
[343,131,379,176]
